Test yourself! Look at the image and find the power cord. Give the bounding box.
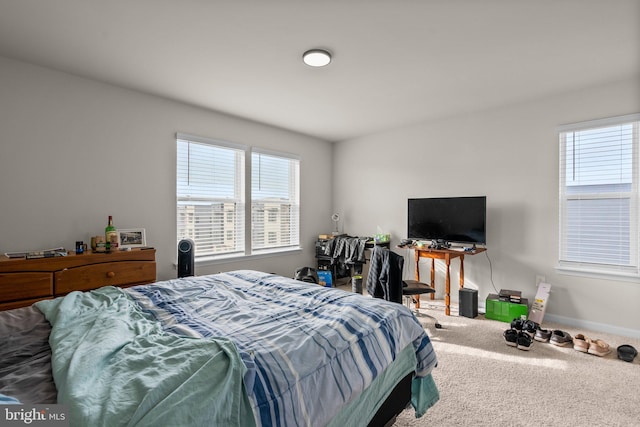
[485,250,499,294]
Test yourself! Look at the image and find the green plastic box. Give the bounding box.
[485,294,528,322]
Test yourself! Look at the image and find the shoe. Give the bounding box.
[588,339,612,357]
[517,332,533,351]
[522,320,539,337]
[573,334,591,353]
[617,344,638,362]
[534,328,552,343]
[511,318,525,332]
[550,330,573,347]
[504,328,518,347]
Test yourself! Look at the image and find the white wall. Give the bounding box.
[2,54,638,337]
[333,76,640,337]
[0,56,332,280]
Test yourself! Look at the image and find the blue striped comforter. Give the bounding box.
[125,270,438,426]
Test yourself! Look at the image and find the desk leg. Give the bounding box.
[430,259,435,300]
[445,255,451,316]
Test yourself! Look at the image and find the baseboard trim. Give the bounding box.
[478,304,640,339]
[543,313,640,339]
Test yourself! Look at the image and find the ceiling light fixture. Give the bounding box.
[303,49,332,67]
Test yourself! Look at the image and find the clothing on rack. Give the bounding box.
[323,236,369,264]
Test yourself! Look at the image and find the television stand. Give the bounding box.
[409,246,486,316]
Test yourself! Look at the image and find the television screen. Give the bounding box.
[407,196,486,245]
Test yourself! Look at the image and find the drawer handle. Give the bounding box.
[106,271,116,278]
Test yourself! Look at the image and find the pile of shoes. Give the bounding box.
[503,318,538,351]
[503,319,637,362]
[503,319,591,353]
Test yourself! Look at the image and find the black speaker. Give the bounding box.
[177,239,195,278]
[459,288,478,318]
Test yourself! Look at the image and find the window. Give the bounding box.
[558,114,640,277]
[251,150,300,252]
[177,133,300,261]
[177,135,245,258]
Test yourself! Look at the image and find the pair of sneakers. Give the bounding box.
[503,318,539,351]
[503,328,532,350]
[511,318,539,336]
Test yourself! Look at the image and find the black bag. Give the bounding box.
[294,267,319,284]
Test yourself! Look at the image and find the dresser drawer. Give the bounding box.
[55,261,156,294]
[0,297,53,311]
[0,272,54,302]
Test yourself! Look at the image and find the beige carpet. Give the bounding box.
[394,301,640,427]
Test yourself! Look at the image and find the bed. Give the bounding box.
[0,270,439,426]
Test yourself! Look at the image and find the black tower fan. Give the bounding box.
[177,239,195,278]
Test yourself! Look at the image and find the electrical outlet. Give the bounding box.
[535,275,546,287]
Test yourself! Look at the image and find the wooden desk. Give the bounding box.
[411,246,486,316]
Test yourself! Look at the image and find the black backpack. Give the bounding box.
[294,267,319,284]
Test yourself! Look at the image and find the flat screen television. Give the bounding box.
[407,196,486,245]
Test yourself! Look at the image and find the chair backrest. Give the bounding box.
[366,246,404,304]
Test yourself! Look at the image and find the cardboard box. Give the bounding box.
[528,282,551,324]
[485,293,528,322]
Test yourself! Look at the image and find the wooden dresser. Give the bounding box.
[0,248,156,310]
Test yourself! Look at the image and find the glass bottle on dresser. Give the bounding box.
[105,215,117,252]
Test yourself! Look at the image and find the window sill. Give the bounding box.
[193,247,303,267]
[556,264,640,283]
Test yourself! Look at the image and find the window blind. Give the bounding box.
[559,114,640,275]
[251,150,300,251]
[177,136,245,259]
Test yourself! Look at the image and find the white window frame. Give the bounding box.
[557,113,640,280]
[177,133,302,264]
[250,148,301,254]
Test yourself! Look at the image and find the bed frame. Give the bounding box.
[369,373,413,427]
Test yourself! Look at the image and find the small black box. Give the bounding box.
[459,288,478,318]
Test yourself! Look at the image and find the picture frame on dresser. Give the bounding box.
[116,228,146,249]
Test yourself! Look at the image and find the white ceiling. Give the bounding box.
[0,0,638,142]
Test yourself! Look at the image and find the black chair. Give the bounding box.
[402,280,442,329]
[366,246,442,329]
